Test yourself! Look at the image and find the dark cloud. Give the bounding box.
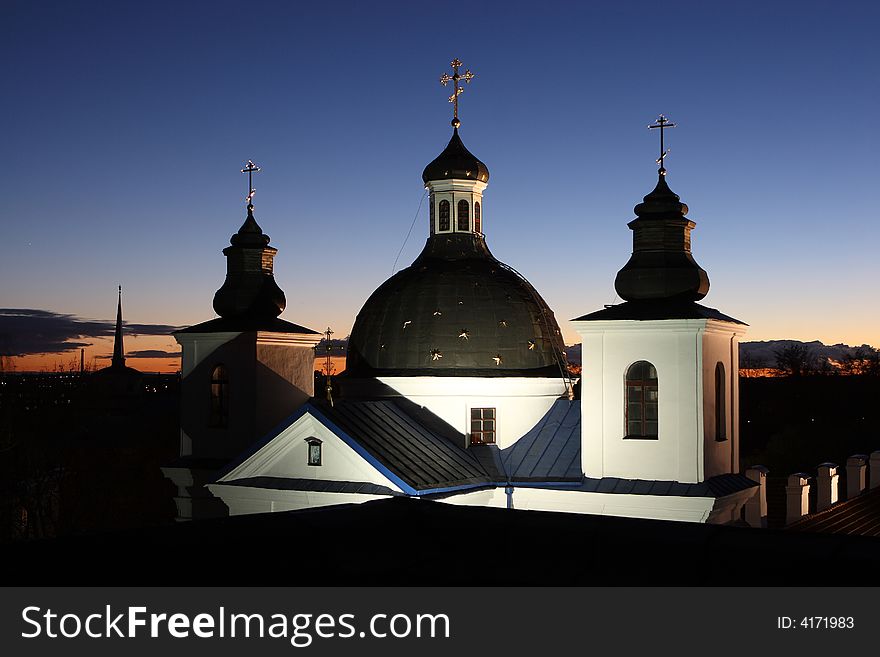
[0,309,182,357]
[125,349,182,359]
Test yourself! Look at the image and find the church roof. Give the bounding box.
[313,399,488,493]
[346,234,567,377]
[499,399,582,481]
[177,316,320,335]
[422,128,490,184]
[573,300,747,324]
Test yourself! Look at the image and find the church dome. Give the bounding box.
[422,128,490,184]
[346,233,566,378]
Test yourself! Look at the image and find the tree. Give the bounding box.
[774,344,816,377]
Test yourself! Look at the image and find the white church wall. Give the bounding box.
[376,376,568,448]
[218,413,403,492]
[574,319,707,484]
[701,323,745,478]
[441,485,717,523]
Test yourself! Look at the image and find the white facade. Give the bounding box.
[376,376,568,448]
[573,317,746,484]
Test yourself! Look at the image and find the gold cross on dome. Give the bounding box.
[648,115,676,175]
[439,58,475,128]
[241,160,261,204]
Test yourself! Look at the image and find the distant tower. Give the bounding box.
[112,285,126,370]
[573,117,747,496]
[163,161,321,521]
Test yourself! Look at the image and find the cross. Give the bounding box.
[241,160,261,204]
[439,58,475,128]
[648,115,676,175]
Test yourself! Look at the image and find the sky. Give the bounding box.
[1,0,878,372]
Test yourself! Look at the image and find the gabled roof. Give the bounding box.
[313,399,490,493]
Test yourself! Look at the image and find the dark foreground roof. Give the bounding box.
[788,486,880,536]
[3,497,879,586]
[573,300,746,324]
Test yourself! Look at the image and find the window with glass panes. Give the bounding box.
[470,407,496,445]
[474,201,481,233]
[457,199,469,231]
[306,438,322,466]
[209,364,229,428]
[625,361,658,438]
[439,200,450,231]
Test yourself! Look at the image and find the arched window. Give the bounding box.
[715,362,727,441]
[625,361,658,438]
[429,193,435,234]
[209,364,229,428]
[474,201,481,234]
[457,199,470,231]
[439,200,450,231]
[305,437,323,466]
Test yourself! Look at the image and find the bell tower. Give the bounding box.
[573,117,747,491]
[163,161,321,521]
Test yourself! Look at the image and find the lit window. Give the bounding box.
[470,407,496,445]
[439,200,450,231]
[625,361,658,438]
[209,364,229,428]
[715,362,727,441]
[474,201,481,234]
[306,438,322,466]
[457,200,470,231]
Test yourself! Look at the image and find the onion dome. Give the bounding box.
[614,174,710,302]
[347,232,565,378]
[422,128,490,184]
[212,204,286,319]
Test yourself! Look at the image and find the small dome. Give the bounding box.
[422,128,490,184]
[347,234,565,378]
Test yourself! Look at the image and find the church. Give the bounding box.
[162,60,758,526]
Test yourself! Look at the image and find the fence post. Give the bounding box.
[744,466,768,528]
[816,463,839,512]
[846,455,868,499]
[785,473,811,524]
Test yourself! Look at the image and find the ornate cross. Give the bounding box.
[440,58,475,128]
[648,115,676,175]
[241,160,261,204]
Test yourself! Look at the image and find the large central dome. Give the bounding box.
[348,127,566,378]
[347,233,566,377]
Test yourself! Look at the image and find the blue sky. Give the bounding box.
[2,0,878,359]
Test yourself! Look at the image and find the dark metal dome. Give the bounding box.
[346,233,566,377]
[422,128,490,184]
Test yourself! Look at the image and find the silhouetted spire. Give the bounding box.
[212,162,286,320]
[614,118,709,303]
[112,285,125,369]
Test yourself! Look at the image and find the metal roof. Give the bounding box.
[577,473,757,498]
[787,486,880,537]
[499,400,582,481]
[573,300,746,324]
[346,233,566,378]
[313,399,492,493]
